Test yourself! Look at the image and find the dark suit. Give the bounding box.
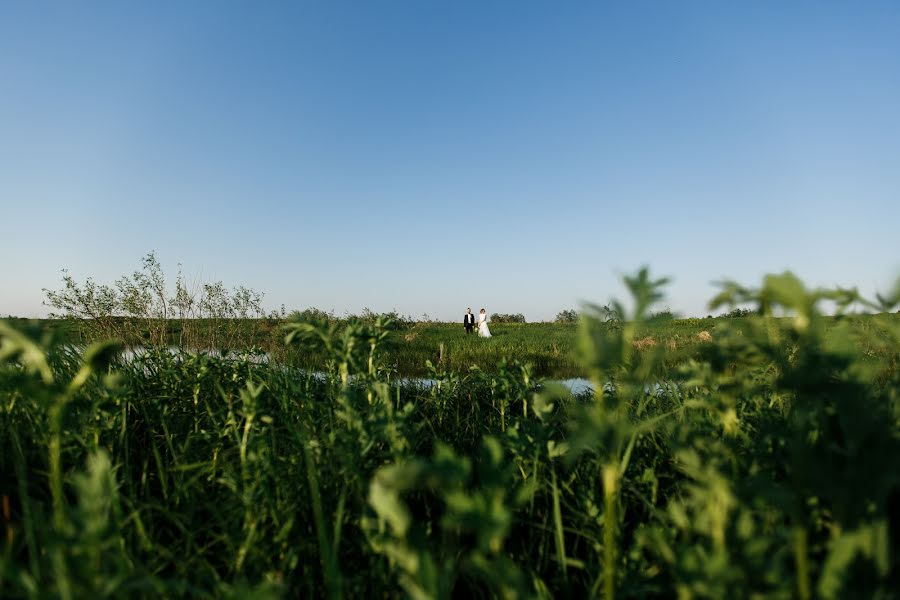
[464,313,476,334]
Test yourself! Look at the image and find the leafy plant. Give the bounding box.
[490,313,527,324]
[43,252,272,350]
[554,310,578,324]
[3,268,898,598]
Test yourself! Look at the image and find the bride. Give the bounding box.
[477,308,492,338]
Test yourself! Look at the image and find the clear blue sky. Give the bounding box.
[2,1,898,320]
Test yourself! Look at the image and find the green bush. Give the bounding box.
[554,309,578,323]
[2,269,898,598]
[490,313,526,323]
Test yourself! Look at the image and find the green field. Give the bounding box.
[14,319,590,376]
[24,313,900,380]
[2,272,899,598]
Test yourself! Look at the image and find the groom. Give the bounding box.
[463,308,476,334]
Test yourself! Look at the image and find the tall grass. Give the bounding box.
[1,269,898,598]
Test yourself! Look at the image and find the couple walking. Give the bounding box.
[463,308,491,338]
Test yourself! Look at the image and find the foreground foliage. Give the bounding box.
[1,270,899,598]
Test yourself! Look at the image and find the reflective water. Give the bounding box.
[558,378,594,394]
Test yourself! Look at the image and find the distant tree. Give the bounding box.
[268,304,287,320]
[379,309,415,327]
[44,251,268,348]
[289,307,334,323]
[554,309,578,324]
[489,313,526,323]
[719,307,754,318]
[342,308,414,328]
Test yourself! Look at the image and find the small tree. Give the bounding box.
[554,309,578,323]
[489,313,526,323]
[44,252,269,349]
[289,307,334,324]
[719,307,754,318]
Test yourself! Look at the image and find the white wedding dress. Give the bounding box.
[478,313,491,338]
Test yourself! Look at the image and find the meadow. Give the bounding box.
[1,269,899,598]
[26,313,899,380]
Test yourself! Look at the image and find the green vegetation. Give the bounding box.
[41,252,282,350]
[28,314,899,380]
[554,309,579,324]
[2,268,899,598]
[490,313,527,324]
[34,254,899,379]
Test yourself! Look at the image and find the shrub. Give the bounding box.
[554,309,578,323]
[43,251,269,349]
[288,307,334,324]
[490,313,526,323]
[719,307,754,318]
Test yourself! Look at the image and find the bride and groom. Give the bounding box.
[464,308,491,338]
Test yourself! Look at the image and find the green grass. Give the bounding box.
[393,322,581,376]
[2,271,899,598]
[24,313,900,379]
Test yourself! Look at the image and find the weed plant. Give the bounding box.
[1,269,898,598]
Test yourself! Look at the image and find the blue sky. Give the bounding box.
[1,1,898,320]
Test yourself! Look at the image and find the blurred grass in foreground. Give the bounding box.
[1,269,898,598]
